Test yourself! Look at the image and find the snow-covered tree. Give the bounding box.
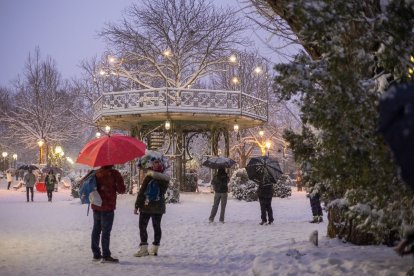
[249,0,414,244]
[0,48,84,160]
[98,0,247,89]
[230,168,258,201]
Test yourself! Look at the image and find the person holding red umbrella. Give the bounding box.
[91,165,126,263]
[76,134,145,263]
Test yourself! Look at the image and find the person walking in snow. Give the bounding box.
[24,169,36,202]
[91,165,126,263]
[209,167,229,223]
[257,180,274,225]
[6,170,13,190]
[44,170,56,202]
[134,159,170,257]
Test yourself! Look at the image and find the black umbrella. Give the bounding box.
[202,156,236,169]
[41,166,63,175]
[246,156,282,184]
[379,82,414,190]
[17,164,39,171]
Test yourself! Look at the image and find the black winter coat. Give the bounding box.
[135,171,170,214]
[212,173,229,193]
[257,183,274,198]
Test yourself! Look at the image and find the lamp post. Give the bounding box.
[2,152,8,171]
[12,154,17,168]
[37,139,45,164]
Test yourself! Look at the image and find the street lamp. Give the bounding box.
[55,146,63,155]
[265,140,271,153]
[37,139,45,164]
[12,154,17,168]
[2,152,7,171]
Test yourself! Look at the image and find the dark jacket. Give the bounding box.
[257,183,274,199]
[135,171,170,214]
[45,174,57,190]
[92,167,125,212]
[212,171,229,193]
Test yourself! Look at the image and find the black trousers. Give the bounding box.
[26,187,33,202]
[91,210,114,258]
[46,189,53,201]
[259,196,273,222]
[310,195,323,216]
[139,213,163,246]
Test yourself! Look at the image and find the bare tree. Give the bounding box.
[0,48,83,152]
[99,0,248,89]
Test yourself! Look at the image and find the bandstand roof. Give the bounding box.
[93,88,268,131]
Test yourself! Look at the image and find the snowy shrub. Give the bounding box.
[229,168,258,202]
[274,175,292,198]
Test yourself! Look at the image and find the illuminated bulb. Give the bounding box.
[105,125,111,134]
[165,120,171,130]
[229,55,237,63]
[254,67,262,74]
[232,77,239,84]
[233,124,239,132]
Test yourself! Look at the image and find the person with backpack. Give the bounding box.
[91,165,125,263]
[134,159,170,257]
[44,170,57,202]
[208,167,229,223]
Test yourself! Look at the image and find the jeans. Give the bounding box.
[209,192,228,222]
[139,213,163,246]
[91,210,114,258]
[259,196,273,222]
[26,187,33,202]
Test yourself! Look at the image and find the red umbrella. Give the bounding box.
[76,134,146,167]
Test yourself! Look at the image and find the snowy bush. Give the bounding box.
[229,168,258,202]
[274,175,292,198]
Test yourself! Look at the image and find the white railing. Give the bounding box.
[93,87,268,122]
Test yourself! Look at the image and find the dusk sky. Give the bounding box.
[0,0,296,87]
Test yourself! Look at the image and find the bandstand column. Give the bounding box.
[174,126,184,191]
[224,129,230,157]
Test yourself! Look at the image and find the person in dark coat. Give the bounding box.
[209,168,229,223]
[134,159,170,257]
[24,169,36,202]
[44,171,56,202]
[91,165,125,263]
[257,179,274,225]
[308,189,323,223]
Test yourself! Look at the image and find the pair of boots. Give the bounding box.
[310,216,323,223]
[134,245,159,257]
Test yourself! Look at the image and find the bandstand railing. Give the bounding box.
[93,87,268,122]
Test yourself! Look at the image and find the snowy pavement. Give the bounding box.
[0,179,412,276]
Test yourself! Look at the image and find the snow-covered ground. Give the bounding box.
[0,179,412,276]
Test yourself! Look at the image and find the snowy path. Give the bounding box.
[0,179,412,276]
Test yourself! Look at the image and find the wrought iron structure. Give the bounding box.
[93,87,268,192]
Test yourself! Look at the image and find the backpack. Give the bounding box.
[78,170,102,215]
[144,179,160,202]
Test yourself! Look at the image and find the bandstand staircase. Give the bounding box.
[148,131,165,150]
